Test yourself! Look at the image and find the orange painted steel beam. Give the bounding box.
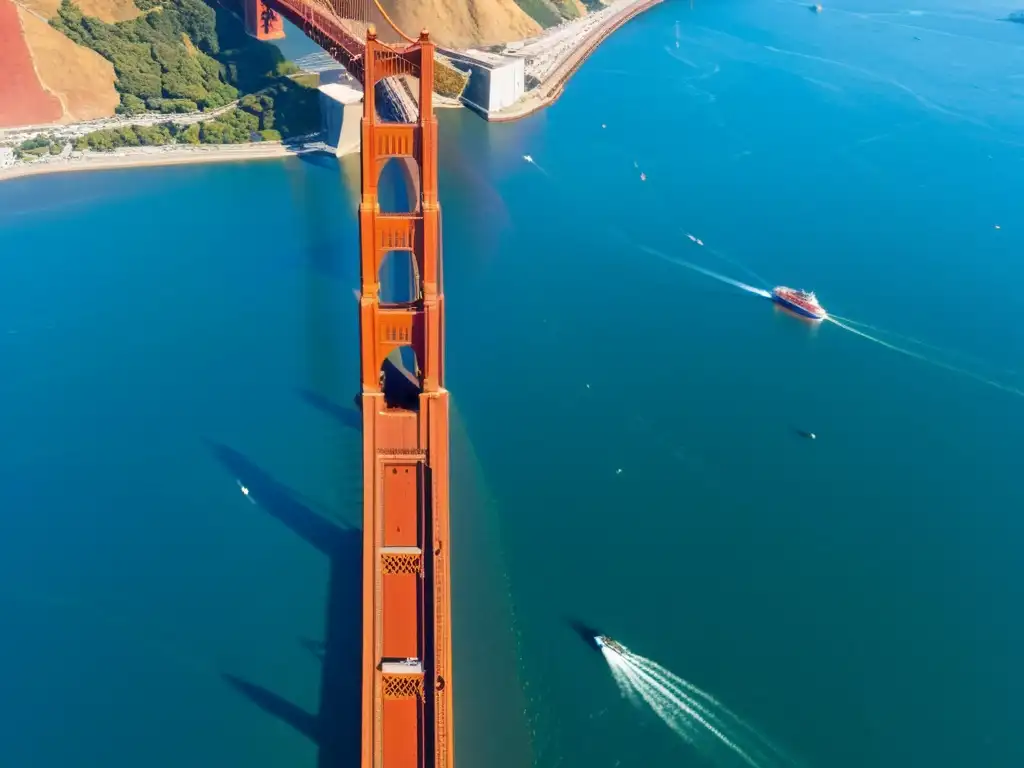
[242,0,285,40]
[254,0,426,81]
[359,28,453,768]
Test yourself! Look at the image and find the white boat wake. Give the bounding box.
[831,315,1022,381]
[683,229,773,291]
[600,640,801,768]
[527,156,1021,399]
[522,154,550,176]
[236,479,256,505]
[635,242,1022,398]
[824,317,1024,398]
[636,243,772,298]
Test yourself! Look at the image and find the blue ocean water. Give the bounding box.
[2,1,1024,767]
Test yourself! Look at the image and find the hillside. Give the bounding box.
[2,0,609,132]
[20,0,139,22]
[5,0,136,126]
[369,0,608,47]
[4,0,326,156]
[50,0,239,116]
[513,0,607,29]
[0,0,63,127]
[371,0,542,48]
[19,8,120,121]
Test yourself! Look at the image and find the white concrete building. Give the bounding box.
[443,50,525,115]
[318,71,363,158]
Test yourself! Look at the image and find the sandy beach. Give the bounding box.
[0,140,328,182]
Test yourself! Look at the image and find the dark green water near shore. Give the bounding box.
[2,1,1024,766]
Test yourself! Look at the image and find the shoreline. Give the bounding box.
[487,0,663,123]
[0,141,329,182]
[0,0,660,180]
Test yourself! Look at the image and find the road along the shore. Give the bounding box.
[487,0,663,122]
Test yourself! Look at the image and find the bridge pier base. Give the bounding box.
[243,0,285,40]
[319,74,362,157]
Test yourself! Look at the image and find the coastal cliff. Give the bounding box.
[1,0,653,176]
[1,0,616,131]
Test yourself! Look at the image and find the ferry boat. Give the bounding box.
[595,635,626,655]
[771,286,827,320]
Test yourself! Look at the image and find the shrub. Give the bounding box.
[433,56,469,99]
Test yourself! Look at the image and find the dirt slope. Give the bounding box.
[0,0,63,127]
[19,0,140,21]
[372,0,542,48]
[18,6,120,122]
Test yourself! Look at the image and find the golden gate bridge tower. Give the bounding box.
[243,1,453,765]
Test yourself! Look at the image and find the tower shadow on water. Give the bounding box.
[290,140,405,431]
[289,145,363,488]
[211,118,389,768]
[210,442,363,768]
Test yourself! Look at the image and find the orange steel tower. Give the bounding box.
[241,3,452,761]
[243,0,284,40]
[358,27,453,768]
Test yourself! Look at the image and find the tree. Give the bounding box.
[49,0,232,112]
[117,93,147,115]
[179,124,201,144]
[115,69,162,100]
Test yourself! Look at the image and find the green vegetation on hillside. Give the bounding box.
[557,0,581,20]
[237,77,320,136]
[64,77,320,152]
[34,0,489,156]
[13,136,65,159]
[434,57,470,99]
[42,0,322,152]
[69,111,260,151]
[51,0,236,114]
[513,0,563,28]
[514,0,606,28]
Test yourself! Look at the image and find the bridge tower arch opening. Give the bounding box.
[379,249,423,306]
[377,157,422,214]
[379,344,422,411]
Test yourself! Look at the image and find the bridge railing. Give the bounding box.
[268,0,368,75]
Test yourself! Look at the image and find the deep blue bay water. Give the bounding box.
[2,1,1024,766]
